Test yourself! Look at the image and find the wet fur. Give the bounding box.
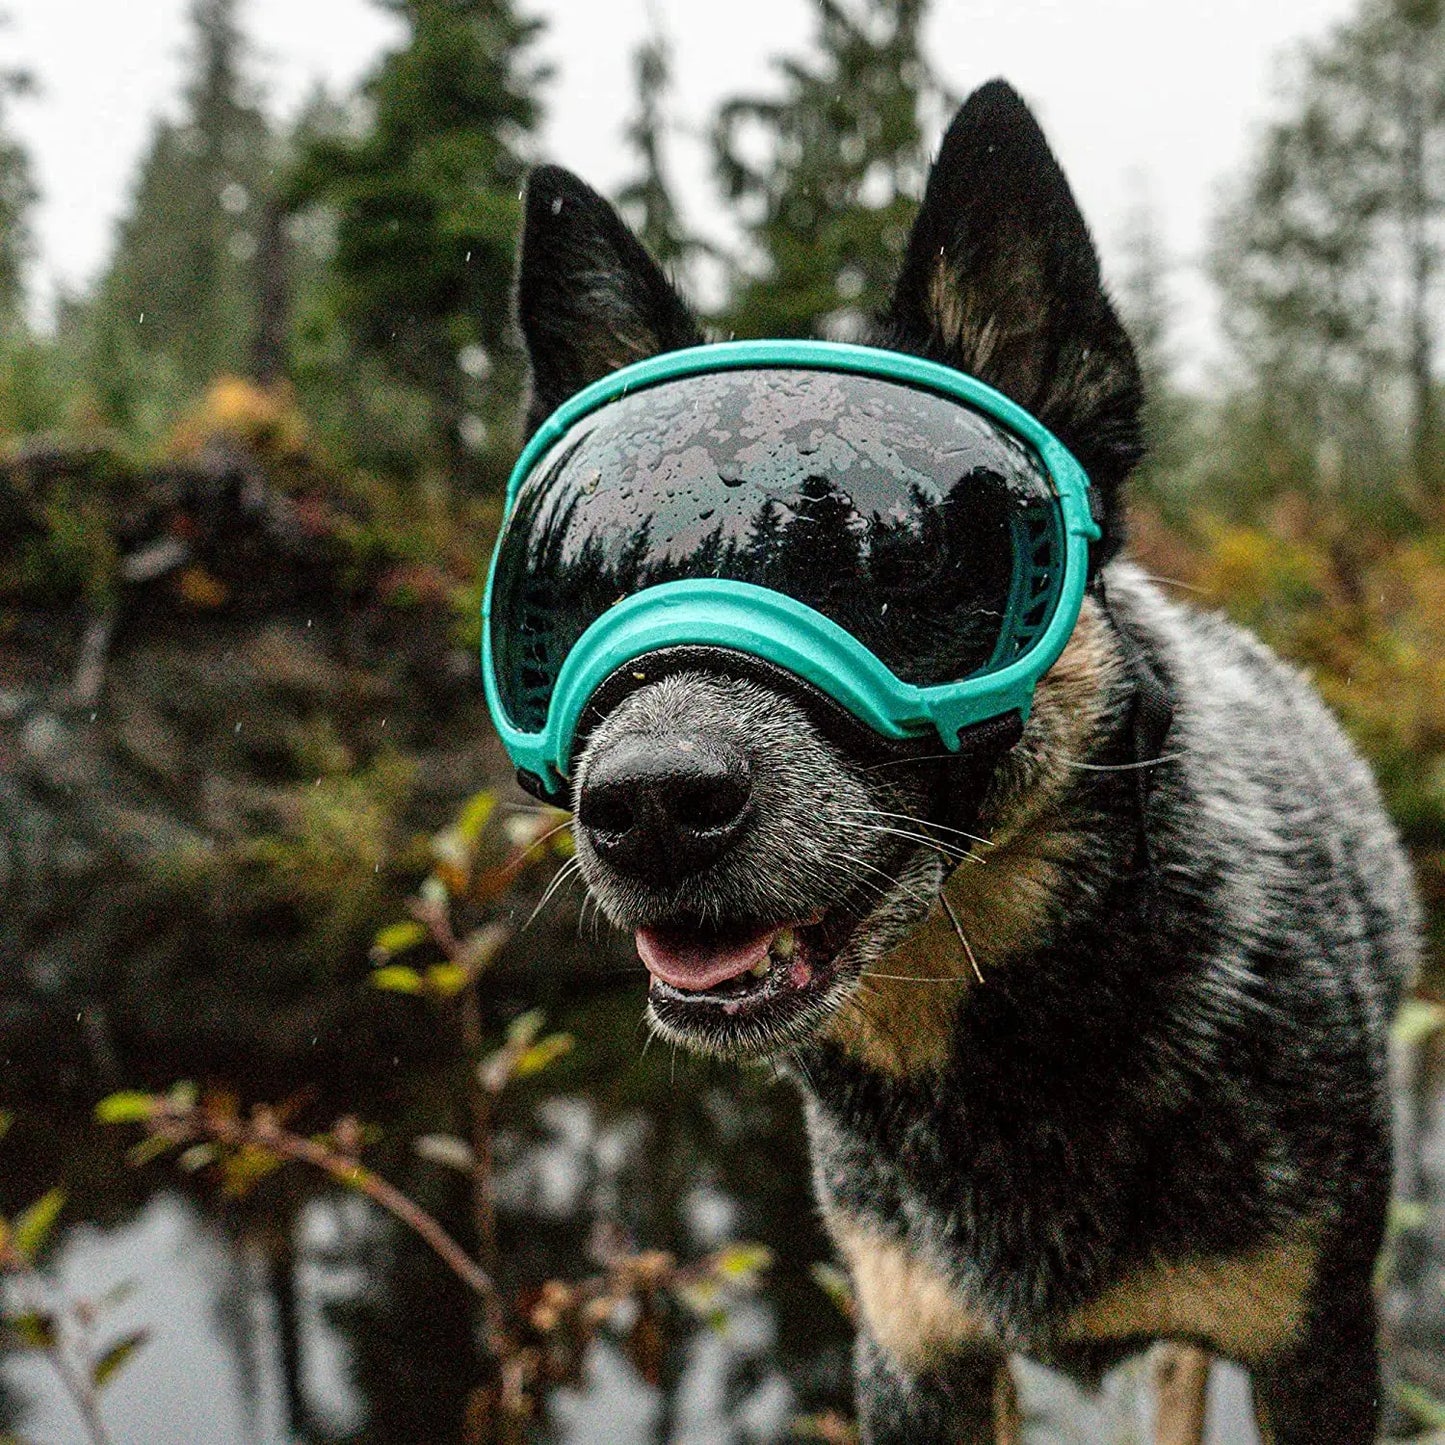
[516,80,1420,1445]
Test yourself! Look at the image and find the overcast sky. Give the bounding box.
[3,0,1360,374]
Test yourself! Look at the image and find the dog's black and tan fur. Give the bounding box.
[512,82,1421,1443]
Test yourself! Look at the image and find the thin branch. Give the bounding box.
[144,1100,509,1345]
[0,1240,115,1445]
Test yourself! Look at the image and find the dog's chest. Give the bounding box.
[805,1095,1319,1369]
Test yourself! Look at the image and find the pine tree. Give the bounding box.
[89,0,272,422]
[286,0,548,489]
[615,31,700,274]
[1212,0,1445,506]
[0,44,70,442]
[711,0,953,340]
[1114,183,1194,509]
[0,25,35,334]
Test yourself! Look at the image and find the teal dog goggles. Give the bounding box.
[482,340,1100,801]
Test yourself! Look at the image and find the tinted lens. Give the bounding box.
[490,368,1059,733]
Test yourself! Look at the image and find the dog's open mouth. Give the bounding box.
[637,910,857,1037]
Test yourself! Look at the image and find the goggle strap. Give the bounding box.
[932,710,1025,860]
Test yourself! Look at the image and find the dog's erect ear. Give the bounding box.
[516,166,703,434]
[884,81,1143,564]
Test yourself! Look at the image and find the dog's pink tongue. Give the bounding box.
[636,925,776,992]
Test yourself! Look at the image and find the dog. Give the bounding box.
[508,80,1421,1444]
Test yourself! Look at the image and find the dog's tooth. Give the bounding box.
[773,928,796,961]
[750,956,771,978]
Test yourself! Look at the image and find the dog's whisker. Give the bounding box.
[523,856,583,931]
[845,822,984,865]
[1133,571,1208,594]
[819,849,937,911]
[860,752,967,773]
[524,815,575,848]
[1055,753,1185,773]
[845,808,996,848]
[939,890,984,983]
[861,971,970,984]
[583,891,606,941]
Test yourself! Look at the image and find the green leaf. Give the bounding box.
[167,1081,198,1111]
[418,875,449,907]
[335,1163,373,1194]
[414,1134,476,1172]
[372,920,426,957]
[178,1144,218,1173]
[127,1134,177,1168]
[455,790,497,842]
[91,1329,149,1390]
[6,1312,56,1350]
[505,1009,546,1049]
[713,1244,772,1281]
[0,1111,12,1144]
[1389,1198,1429,1234]
[425,963,471,998]
[14,1190,65,1263]
[218,1144,282,1197]
[1395,999,1445,1048]
[513,1033,574,1079]
[810,1262,856,1318]
[95,1092,156,1125]
[1396,1380,1445,1428]
[371,965,424,995]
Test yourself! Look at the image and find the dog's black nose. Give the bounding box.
[577,733,752,885]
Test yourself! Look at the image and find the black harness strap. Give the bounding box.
[932,710,1024,852]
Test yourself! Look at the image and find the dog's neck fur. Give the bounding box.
[818,595,1139,1077]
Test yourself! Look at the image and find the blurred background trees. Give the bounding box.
[1209,0,1444,516]
[0,20,33,335]
[615,31,703,275]
[1173,0,1445,964]
[712,0,953,339]
[285,0,548,491]
[87,0,274,437]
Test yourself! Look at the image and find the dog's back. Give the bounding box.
[1115,560,1418,1036]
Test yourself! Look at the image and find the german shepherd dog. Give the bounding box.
[512,82,1420,1443]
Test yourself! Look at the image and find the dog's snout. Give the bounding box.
[578,732,752,885]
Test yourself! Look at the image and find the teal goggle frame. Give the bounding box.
[481,339,1100,798]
